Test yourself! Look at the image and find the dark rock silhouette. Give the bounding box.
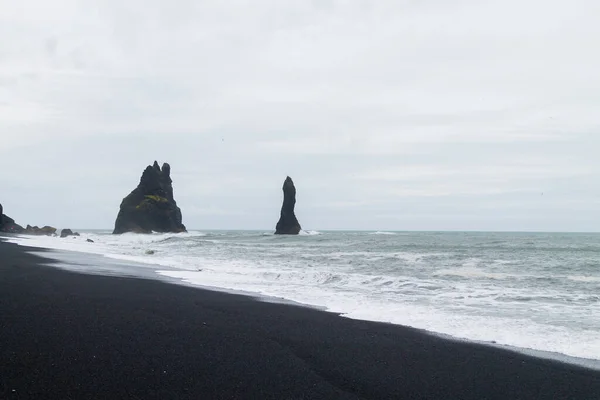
[60,229,80,238]
[275,176,302,235]
[1,203,58,235]
[60,229,73,237]
[113,161,186,234]
[86,239,94,243]
[0,203,25,233]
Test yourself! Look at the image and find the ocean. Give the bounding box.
[8,230,600,365]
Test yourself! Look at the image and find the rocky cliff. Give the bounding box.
[0,203,25,233]
[113,161,186,234]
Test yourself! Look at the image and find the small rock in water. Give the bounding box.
[86,239,94,243]
[146,250,155,255]
[60,228,80,238]
[60,229,74,238]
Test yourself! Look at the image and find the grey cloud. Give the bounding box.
[1,0,599,231]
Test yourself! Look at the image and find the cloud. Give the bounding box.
[1,0,599,231]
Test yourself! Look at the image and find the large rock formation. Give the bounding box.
[275,176,302,235]
[0,203,25,234]
[113,161,186,234]
[25,225,57,236]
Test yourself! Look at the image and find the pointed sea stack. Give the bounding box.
[275,176,302,235]
[113,161,186,234]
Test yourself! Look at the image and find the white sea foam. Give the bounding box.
[299,230,322,236]
[5,231,208,271]
[370,231,397,235]
[434,266,514,280]
[567,275,600,283]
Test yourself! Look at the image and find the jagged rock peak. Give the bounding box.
[275,176,302,235]
[113,161,186,234]
[162,162,171,177]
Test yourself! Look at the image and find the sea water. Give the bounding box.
[8,230,600,364]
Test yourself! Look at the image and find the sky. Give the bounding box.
[1,0,600,231]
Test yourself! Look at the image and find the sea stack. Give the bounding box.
[113,161,186,234]
[275,176,302,235]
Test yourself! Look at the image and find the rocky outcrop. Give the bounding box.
[275,176,302,235]
[1,203,58,235]
[0,203,25,234]
[25,225,57,236]
[60,229,80,238]
[113,161,186,234]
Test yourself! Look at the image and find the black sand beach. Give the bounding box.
[2,240,600,399]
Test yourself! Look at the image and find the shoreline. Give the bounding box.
[5,233,600,371]
[2,239,600,399]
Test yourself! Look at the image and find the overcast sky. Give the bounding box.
[1,0,599,231]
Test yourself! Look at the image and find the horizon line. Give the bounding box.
[68,228,600,234]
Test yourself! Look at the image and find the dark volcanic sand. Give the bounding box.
[1,240,600,400]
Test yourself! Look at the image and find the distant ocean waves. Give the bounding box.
[7,230,600,366]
